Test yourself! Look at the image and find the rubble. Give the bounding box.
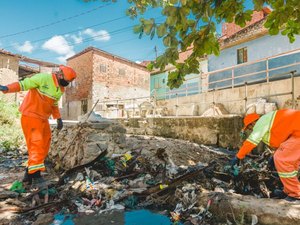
[0,121,300,224]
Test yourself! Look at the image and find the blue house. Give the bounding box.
[150,48,208,100]
[150,8,300,99]
[208,8,300,90]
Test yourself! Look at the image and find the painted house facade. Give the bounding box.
[150,48,208,100]
[64,47,150,120]
[147,8,300,116]
[208,8,300,90]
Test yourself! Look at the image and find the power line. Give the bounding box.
[0,3,112,39]
[3,16,165,50]
[1,16,128,49]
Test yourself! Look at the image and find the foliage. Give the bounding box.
[0,97,23,151]
[92,0,300,89]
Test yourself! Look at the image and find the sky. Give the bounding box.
[0,0,254,65]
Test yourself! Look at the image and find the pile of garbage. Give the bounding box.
[0,135,283,225]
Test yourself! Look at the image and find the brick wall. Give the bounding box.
[0,54,19,102]
[63,48,150,119]
[65,51,93,102]
[92,52,149,103]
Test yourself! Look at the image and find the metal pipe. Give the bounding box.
[291,71,295,109]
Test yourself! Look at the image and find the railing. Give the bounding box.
[153,48,300,98]
[90,48,300,118]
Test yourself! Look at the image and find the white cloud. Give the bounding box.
[42,35,75,55]
[56,52,75,63]
[42,35,75,63]
[15,41,34,53]
[83,28,111,42]
[70,34,83,44]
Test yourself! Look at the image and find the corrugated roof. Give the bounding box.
[0,49,58,67]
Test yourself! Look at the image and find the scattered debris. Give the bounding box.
[0,122,298,225]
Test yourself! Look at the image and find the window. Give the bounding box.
[237,47,248,64]
[118,68,126,76]
[100,64,107,73]
[81,99,88,114]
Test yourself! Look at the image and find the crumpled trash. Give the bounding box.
[124,195,138,209]
[85,176,95,190]
[9,180,25,193]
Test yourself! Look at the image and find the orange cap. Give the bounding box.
[59,65,76,81]
[243,113,260,130]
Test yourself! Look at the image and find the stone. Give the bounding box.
[32,213,53,225]
[0,191,18,199]
[90,122,112,130]
[5,198,27,208]
[86,134,108,142]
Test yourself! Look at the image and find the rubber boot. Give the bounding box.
[30,171,48,192]
[22,168,32,185]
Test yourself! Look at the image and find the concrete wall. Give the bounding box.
[155,76,300,116]
[117,116,243,149]
[209,34,300,71]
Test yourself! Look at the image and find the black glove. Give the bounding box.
[268,156,275,171]
[230,156,240,168]
[0,85,8,92]
[57,118,63,130]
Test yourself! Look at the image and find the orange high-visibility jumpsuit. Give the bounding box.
[5,73,64,174]
[236,109,300,198]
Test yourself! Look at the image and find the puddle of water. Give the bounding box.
[52,210,183,225]
[52,213,75,225]
[125,209,182,225]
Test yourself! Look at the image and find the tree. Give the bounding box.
[96,0,300,89]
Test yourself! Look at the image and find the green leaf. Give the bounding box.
[269,27,279,35]
[170,0,178,5]
[147,62,154,71]
[133,24,143,34]
[157,23,167,37]
[181,0,187,6]
[166,15,177,26]
[163,36,171,46]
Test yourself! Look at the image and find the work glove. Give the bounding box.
[0,85,8,92]
[230,156,240,168]
[268,156,275,171]
[57,118,63,130]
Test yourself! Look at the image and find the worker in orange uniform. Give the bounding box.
[231,110,300,202]
[0,65,76,190]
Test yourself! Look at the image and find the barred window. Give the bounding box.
[237,47,248,64]
[100,64,107,73]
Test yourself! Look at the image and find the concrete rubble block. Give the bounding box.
[32,213,53,225]
[49,121,127,170]
[0,191,19,199]
[90,122,112,130]
[201,103,229,117]
[86,133,108,142]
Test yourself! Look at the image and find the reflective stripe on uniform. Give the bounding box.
[278,170,298,178]
[28,163,45,172]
